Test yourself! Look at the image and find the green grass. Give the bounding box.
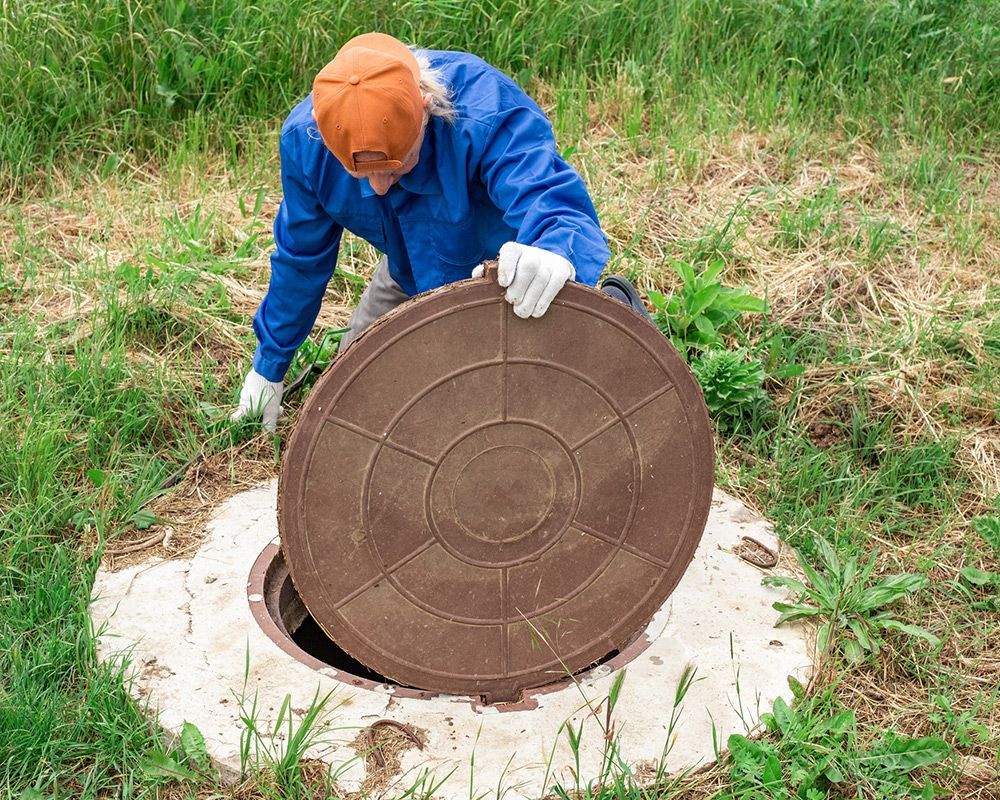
[1,0,998,193]
[2,0,1000,796]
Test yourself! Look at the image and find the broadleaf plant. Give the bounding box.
[972,514,1000,555]
[727,690,949,799]
[647,258,768,356]
[647,260,772,429]
[764,537,939,662]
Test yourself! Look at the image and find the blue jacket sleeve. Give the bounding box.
[252,133,343,382]
[477,103,610,286]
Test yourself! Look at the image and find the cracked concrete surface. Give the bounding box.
[91,481,812,798]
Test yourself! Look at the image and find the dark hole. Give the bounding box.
[264,552,418,690]
[292,616,619,685]
[290,613,407,685]
[291,608,620,694]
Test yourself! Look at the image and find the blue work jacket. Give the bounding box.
[252,50,611,381]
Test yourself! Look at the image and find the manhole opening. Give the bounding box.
[292,613,397,684]
[250,544,638,707]
[292,607,622,695]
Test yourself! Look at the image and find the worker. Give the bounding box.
[233,32,647,430]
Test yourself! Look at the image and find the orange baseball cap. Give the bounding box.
[312,33,424,173]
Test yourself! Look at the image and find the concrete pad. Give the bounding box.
[91,481,812,797]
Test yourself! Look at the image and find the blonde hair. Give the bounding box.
[412,51,458,123]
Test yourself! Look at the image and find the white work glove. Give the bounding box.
[487,242,574,318]
[230,368,283,432]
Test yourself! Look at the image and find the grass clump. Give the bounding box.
[2,0,997,192]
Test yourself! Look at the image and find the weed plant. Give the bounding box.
[691,349,767,432]
[766,538,939,663]
[726,689,950,799]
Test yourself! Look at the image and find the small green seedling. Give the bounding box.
[142,720,215,783]
[972,514,1000,556]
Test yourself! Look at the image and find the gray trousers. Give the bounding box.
[338,256,410,351]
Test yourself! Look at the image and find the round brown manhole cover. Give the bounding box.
[279,270,714,703]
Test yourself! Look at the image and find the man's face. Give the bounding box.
[347,121,425,195]
[342,94,431,196]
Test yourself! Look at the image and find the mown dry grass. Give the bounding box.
[3,86,998,794]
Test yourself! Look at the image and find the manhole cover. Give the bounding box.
[279,269,714,702]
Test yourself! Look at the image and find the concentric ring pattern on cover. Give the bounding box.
[279,271,714,702]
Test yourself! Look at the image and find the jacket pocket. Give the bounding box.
[431,215,486,268]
